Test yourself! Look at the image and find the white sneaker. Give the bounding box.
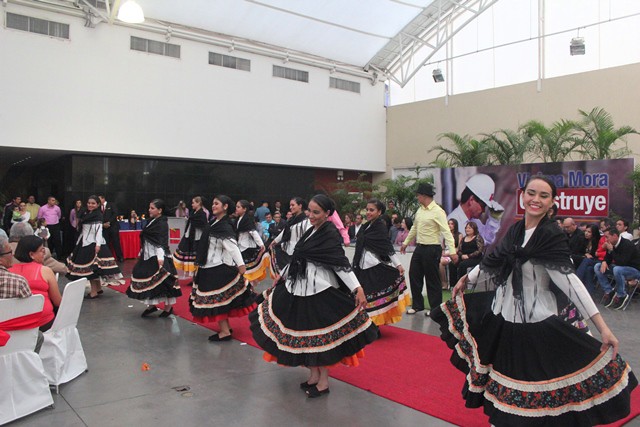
[407,308,417,315]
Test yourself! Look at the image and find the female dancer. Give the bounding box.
[250,194,378,398]
[174,196,208,281]
[352,199,410,326]
[269,197,310,277]
[431,176,636,426]
[235,200,269,283]
[190,195,255,342]
[67,195,123,298]
[127,199,181,317]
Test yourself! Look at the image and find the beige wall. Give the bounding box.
[384,63,640,179]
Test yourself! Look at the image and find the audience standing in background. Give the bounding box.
[389,216,402,244]
[25,195,40,229]
[563,217,587,268]
[3,195,21,233]
[260,213,275,242]
[254,201,270,223]
[37,196,63,260]
[348,214,364,243]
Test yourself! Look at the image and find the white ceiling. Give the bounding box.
[129,0,434,67]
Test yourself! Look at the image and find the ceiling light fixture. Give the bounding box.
[432,68,444,83]
[117,0,145,24]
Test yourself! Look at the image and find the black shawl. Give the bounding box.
[235,215,255,234]
[288,221,352,293]
[79,208,102,225]
[183,208,207,250]
[478,215,575,320]
[280,213,307,243]
[352,217,396,270]
[141,215,170,253]
[195,215,236,266]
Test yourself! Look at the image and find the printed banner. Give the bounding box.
[421,158,635,250]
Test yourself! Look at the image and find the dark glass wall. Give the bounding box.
[68,155,317,218]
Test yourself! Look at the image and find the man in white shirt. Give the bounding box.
[616,219,634,241]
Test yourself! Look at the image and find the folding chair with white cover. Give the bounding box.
[39,278,88,393]
[0,295,54,425]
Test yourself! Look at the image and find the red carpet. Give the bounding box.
[111,281,639,426]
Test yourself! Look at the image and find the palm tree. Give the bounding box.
[574,107,638,159]
[523,119,580,163]
[429,133,490,167]
[481,129,529,165]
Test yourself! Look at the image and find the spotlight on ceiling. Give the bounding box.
[117,0,145,24]
[570,37,585,56]
[432,68,444,83]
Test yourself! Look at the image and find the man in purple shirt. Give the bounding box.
[37,196,63,260]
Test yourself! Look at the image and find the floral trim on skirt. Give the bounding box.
[67,242,123,286]
[127,256,181,303]
[356,263,411,326]
[430,292,638,426]
[249,284,379,367]
[189,263,256,323]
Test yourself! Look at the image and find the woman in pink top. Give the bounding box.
[394,217,416,246]
[10,235,62,331]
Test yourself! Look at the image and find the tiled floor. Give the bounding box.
[8,260,640,427]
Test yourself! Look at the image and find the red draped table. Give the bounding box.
[119,230,141,259]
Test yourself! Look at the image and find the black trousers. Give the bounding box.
[103,225,123,260]
[47,223,63,259]
[409,244,442,311]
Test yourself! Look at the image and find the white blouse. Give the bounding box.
[236,215,264,251]
[358,249,401,270]
[467,228,599,323]
[273,218,312,256]
[201,235,245,269]
[282,229,361,297]
[77,223,106,247]
[142,241,165,261]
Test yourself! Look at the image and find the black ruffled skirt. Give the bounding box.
[355,264,411,326]
[67,242,123,285]
[173,237,199,276]
[249,283,379,367]
[269,245,291,277]
[126,256,181,302]
[189,264,256,323]
[430,292,638,426]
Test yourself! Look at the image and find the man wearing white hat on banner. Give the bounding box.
[447,173,504,246]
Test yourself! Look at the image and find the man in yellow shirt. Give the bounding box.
[401,183,457,315]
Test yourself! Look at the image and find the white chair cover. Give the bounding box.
[0,295,54,425]
[39,278,88,391]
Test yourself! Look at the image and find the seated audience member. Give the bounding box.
[260,213,275,242]
[395,217,415,246]
[594,227,640,310]
[10,222,67,275]
[0,234,47,352]
[9,235,62,332]
[267,211,286,244]
[563,217,587,268]
[599,218,612,235]
[576,224,604,294]
[343,213,353,230]
[389,216,402,244]
[616,219,633,240]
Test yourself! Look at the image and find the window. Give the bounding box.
[209,52,251,71]
[130,36,180,58]
[330,77,361,94]
[273,65,309,83]
[6,12,69,39]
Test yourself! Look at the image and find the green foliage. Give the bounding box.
[374,167,434,220]
[574,107,638,160]
[429,107,637,167]
[429,133,489,167]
